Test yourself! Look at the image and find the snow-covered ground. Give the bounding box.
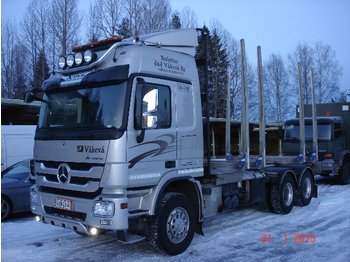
[2,182,350,262]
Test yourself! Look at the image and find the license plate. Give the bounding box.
[54,197,72,211]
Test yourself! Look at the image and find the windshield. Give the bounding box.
[284,124,332,141]
[2,160,30,180]
[38,82,127,130]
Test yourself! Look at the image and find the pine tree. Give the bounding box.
[196,26,229,118]
[196,26,210,116]
[170,11,181,29]
[208,29,229,118]
[118,17,132,38]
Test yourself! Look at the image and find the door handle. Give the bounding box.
[165,160,176,169]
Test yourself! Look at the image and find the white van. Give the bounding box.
[1,125,36,171]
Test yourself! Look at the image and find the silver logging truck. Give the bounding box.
[26,29,317,255]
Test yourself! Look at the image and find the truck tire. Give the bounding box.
[338,159,350,185]
[1,196,13,221]
[270,173,296,214]
[148,192,195,256]
[297,170,314,207]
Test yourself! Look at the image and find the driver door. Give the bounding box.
[127,77,176,187]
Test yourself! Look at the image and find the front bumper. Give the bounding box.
[31,186,129,234]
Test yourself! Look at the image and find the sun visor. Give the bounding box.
[81,65,129,87]
[42,65,129,91]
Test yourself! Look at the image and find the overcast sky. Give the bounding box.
[2,0,350,93]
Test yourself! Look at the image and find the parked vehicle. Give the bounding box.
[282,103,350,184]
[26,29,317,255]
[1,160,34,221]
[1,125,36,171]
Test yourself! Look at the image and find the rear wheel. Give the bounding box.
[148,192,195,256]
[297,170,314,206]
[338,158,350,185]
[271,173,296,214]
[1,196,13,221]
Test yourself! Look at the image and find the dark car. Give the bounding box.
[1,159,34,221]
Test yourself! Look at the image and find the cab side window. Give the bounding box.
[135,83,171,129]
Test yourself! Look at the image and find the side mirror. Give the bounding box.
[24,92,34,103]
[142,114,158,129]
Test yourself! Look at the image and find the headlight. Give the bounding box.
[84,50,94,63]
[92,201,115,217]
[66,54,74,67]
[58,56,66,69]
[75,52,83,65]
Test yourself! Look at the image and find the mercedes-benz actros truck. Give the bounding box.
[26,29,317,255]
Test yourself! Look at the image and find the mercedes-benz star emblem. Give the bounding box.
[57,163,71,184]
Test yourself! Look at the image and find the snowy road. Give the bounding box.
[2,182,350,262]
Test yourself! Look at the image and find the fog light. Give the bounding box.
[100,219,112,225]
[35,216,41,222]
[92,201,115,217]
[90,227,98,236]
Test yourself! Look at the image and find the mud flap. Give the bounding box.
[196,221,204,236]
[313,184,318,198]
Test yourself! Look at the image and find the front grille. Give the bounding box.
[39,161,103,171]
[39,173,99,185]
[39,186,102,199]
[44,206,86,222]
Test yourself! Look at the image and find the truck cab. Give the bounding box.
[283,117,344,161]
[282,102,350,183]
[29,30,204,254]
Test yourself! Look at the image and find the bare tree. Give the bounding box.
[179,7,198,29]
[264,54,291,123]
[50,0,82,56]
[288,43,314,104]
[313,42,342,103]
[124,0,144,35]
[32,0,50,55]
[87,1,102,42]
[22,1,40,87]
[21,0,50,89]
[210,20,257,120]
[142,0,171,33]
[95,0,123,38]
[13,44,28,99]
[1,20,17,98]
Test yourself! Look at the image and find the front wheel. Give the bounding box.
[148,192,195,256]
[1,196,13,221]
[271,173,296,214]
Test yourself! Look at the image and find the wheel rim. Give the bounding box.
[1,199,9,218]
[283,183,293,206]
[166,207,190,244]
[302,177,312,199]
